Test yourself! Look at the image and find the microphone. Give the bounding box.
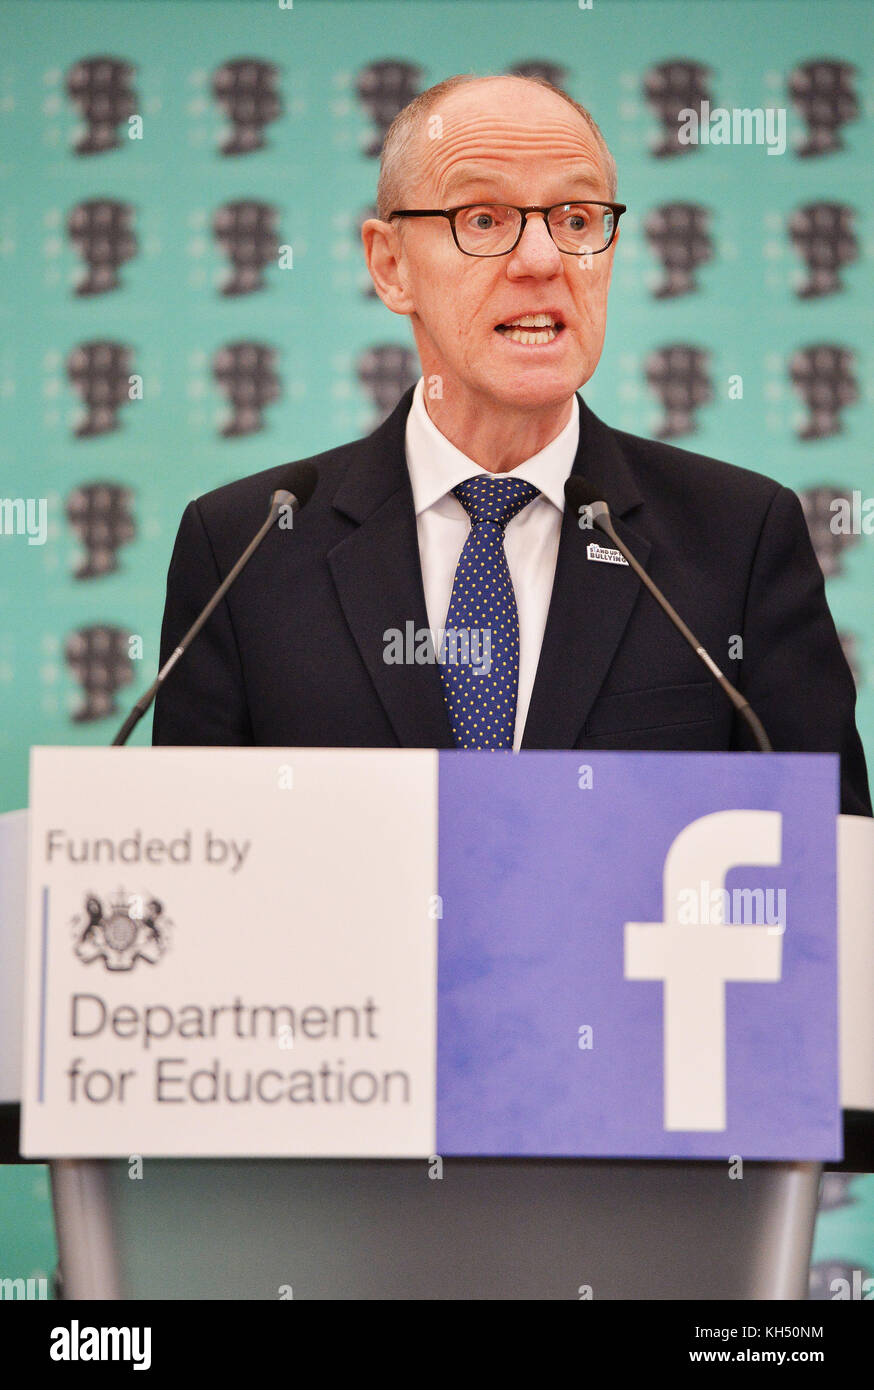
[111,461,318,747]
[564,475,772,753]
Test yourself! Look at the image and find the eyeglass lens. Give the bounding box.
[455,204,615,255]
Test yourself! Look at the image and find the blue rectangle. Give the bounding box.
[436,752,839,1159]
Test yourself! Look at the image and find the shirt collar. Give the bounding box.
[405,376,579,516]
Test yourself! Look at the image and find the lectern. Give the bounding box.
[4,747,872,1299]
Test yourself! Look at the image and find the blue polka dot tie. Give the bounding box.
[440,475,541,750]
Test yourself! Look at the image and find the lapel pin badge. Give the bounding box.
[586,541,629,566]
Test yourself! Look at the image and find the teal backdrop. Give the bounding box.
[0,0,871,1298]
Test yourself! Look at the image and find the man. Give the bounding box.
[153,74,870,817]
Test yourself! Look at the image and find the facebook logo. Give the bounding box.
[625,810,783,1131]
[437,751,840,1160]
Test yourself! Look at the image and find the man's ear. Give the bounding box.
[362,218,416,316]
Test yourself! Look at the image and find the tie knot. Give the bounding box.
[452,475,541,530]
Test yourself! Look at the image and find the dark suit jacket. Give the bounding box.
[152,386,871,816]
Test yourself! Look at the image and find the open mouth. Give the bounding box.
[494,313,565,345]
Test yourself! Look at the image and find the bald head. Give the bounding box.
[376,74,617,221]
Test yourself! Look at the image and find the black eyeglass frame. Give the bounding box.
[387,201,627,257]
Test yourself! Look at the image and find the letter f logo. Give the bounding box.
[625,811,783,1131]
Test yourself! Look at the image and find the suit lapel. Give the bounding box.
[522,397,650,749]
[327,390,455,748]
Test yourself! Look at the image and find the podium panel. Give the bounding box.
[52,1155,822,1301]
[0,748,866,1299]
[22,748,841,1161]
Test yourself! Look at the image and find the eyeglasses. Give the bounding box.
[387,202,626,257]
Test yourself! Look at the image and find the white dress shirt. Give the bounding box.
[404,376,580,750]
